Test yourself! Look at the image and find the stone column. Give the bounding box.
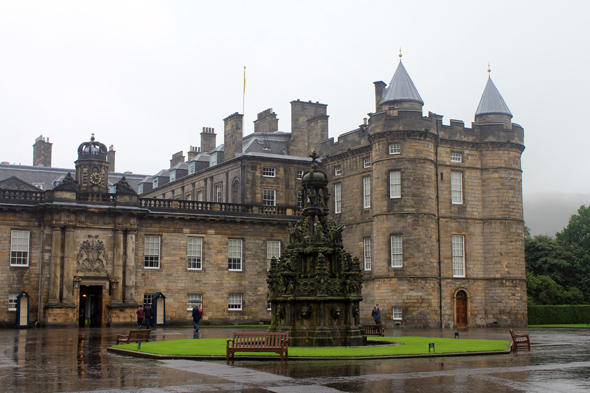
[124,231,137,303]
[112,230,124,302]
[62,227,75,304]
[47,227,62,303]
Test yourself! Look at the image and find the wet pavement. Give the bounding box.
[0,325,589,392]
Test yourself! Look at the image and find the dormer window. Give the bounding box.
[188,162,195,175]
[210,153,218,167]
[263,167,276,177]
[138,184,144,194]
[33,183,44,190]
[153,178,159,188]
[170,171,176,182]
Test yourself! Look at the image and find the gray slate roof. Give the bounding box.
[380,61,424,105]
[475,77,512,116]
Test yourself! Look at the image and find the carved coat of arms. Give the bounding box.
[76,235,107,273]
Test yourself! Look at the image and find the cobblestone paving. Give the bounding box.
[0,326,589,392]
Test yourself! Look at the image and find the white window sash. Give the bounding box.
[267,241,281,270]
[334,183,342,214]
[390,171,401,199]
[144,236,161,269]
[452,235,465,277]
[228,239,243,271]
[10,230,30,267]
[451,171,463,204]
[187,237,203,270]
[363,177,371,208]
[391,235,403,267]
[228,294,242,310]
[187,294,202,310]
[363,238,371,271]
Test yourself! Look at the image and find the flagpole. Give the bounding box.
[243,66,246,115]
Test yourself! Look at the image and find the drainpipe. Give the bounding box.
[435,119,443,329]
[36,216,44,327]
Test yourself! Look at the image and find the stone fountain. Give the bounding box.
[267,152,365,346]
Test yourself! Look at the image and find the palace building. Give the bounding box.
[0,60,526,328]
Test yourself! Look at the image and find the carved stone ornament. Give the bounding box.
[115,176,137,195]
[53,172,77,192]
[330,307,341,319]
[76,235,107,273]
[300,306,312,319]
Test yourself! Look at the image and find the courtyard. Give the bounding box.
[0,326,589,392]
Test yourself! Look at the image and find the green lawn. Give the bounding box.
[529,324,590,328]
[113,336,509,357]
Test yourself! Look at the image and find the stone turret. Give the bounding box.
[75,134,109,193]
[376,58,424,113]
[475,71,513,129]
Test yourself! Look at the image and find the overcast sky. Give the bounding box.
[0,1,588,196]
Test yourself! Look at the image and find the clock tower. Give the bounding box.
[75,134,110,193]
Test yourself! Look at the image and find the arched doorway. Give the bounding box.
[455,290,468,327]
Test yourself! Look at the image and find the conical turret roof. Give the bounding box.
[475,77,512,117]
[379,61,424,105]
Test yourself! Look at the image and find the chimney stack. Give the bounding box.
[170,151,185,168]
[33,135,52,167]
[107,145,116,172]
[200,127,217,153]
[187,145,201,161]
[254,108,279,133]
[223,113,243,161]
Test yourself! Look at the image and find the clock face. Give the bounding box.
[90,172,102,185]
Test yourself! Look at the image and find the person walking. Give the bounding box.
[144,305,154,329]
[192,304,202,331]
[372,304,381,325]
[136,306,144,328]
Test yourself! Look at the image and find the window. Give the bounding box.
[334,165,342,176]
[143,294,153,307]
[11,230,30,266]
[297,170,304,180]
[144,235,161,268]
[187,237,203,270]
[197,190,204,201]
[228,239,242,271]
[267,240,281,270]
[363,158,371,168]
[389,144,400,155]
[187,294,202,311]
[263,167,276,177]
[391,235,402,267]
[451,171,463,204]
[389,171,401,199]
[363,238,371,271]
[450,152,462,163]
[297,190,303,209]
[108,185,115,193]
[33,183,43,190]
[263,189,276,206]
[153,178,159,188]
[228,294,242,310]
[363,176,371,208]
[210,153,217,166]
[170,171,176,182]
[186,194,192,200]
[215,184,223,203]
[452,235,465,277]
[138,184,144,194]
[392,306,402,320]
[267,295,272,311]
[334,183,342,214]
[9,293,18,311]
[188,163,195,175]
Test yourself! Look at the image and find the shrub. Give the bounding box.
[528,305,590,324]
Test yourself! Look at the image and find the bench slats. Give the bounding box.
[116,329,151,345]
[227,332,289,362]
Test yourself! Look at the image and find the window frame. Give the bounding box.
[450,152,462,163]
[363,238,372,271]
[228,239,243,271]
[334,165,342,176]
[215,184,223,203]
[143,294,153,307]
[363,158,371,168]
[263,189,277,206]
[451,171,463,204]
[363,176,371,209]
[389,144,401,155]
[187,236,203,270]
[262,167,276,177]
[390,235,403,268]
[10,230,30,267]
[392,306,402,320]
[452,234,465,278]
[187,293,203,311]
[389,170,401,199]
[228,294,243,310]
[8,293,18,311]
[296,170,304,180]
[267,240,281,270]
[334,183,342,214]
[144,235,161,269]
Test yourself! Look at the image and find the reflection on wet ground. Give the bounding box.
[0,326,589,392]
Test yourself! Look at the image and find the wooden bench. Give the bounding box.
[226,332,289,362]
[116,329,151,345]
[362,324,385,336]
[509,328,530,351]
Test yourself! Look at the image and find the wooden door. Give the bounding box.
[456,291,467,327]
